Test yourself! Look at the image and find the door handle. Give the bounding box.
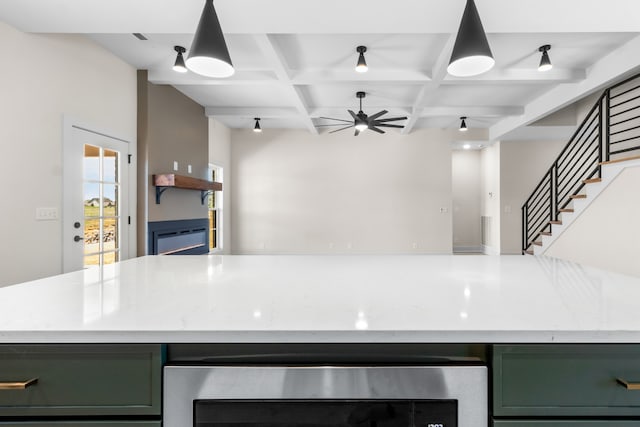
[74,235,83,242]
[0,378,38,390]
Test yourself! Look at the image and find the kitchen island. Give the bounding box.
[2,255,640,427]
[0,254,639,343]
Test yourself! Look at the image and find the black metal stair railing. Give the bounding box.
[522,72,640,254]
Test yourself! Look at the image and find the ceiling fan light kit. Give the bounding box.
[173,46,188,73]
[319,92,407,136]
[447,0,494,77]
[186,0,235,78]
[538,44,552,72]
[355,46,368,73]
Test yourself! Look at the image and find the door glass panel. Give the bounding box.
[84,219,100,255]
[84,183,101,217]
[103,149,118,183]
[83,144,121,269]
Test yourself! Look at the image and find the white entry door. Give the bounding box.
[63,125,130,273]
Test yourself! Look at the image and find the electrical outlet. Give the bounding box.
[173,161,179,171]
[188,164,192,173]
[412,242,418,249]
[36,207,58,221]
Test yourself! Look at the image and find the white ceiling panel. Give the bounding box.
[271,34,449,72]
[431,84,554,107]
[302,84,420,109]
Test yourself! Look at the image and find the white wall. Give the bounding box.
[480,143,500,254]
[0,22,136,286]
[544,166,640,277]
[499,139,566,254]
[230,128,486,254]
[209,118,232,254]
[452,150,482,252]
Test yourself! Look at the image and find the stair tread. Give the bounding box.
[540,231,552,236]
[570,194,587,199]
[525,250,534,255]
[559,208,575,213]
[549,220,562,225]
[533,241,543,246]
[599,154,640,165]
[583,177,602,184]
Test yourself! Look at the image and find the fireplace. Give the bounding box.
[148,219,209,255]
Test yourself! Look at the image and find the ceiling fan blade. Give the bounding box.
[369,127,385,134]
[329,125,354,134]
[354,129,360,136]
[374,124,404,129]
[348,110,359,121]
[319,117,352,123]
[367,110,388,121]
[316,123,356,127]
[374,116,408,123]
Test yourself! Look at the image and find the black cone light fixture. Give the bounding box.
[355,46,368,73]
[253,118,262,133]
[459,116,468,132]
[448,0,494,77]
[186,0,234,78]
[538,45,552,72]
[173,46,187,73]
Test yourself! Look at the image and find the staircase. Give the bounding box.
[522,73,640,255]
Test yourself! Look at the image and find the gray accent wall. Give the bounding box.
[137,72,209,254]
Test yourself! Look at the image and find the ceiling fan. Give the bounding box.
[317,92,407,136]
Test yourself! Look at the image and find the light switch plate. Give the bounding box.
[173,161,179,171]
[36,207,58,221]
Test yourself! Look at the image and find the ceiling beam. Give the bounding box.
[291,70,430,85]
[253,34,318,135]
[441,68,586,85]
[205,107,300,118]
[310,107,412,118]
[490,34,640,141]
[420,106,523,117]
[149,70,278,85]
[402,34,457,134]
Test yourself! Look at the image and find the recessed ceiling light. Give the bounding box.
[253,118,262,133]
[463,144,471,150]
[132,33,148,41]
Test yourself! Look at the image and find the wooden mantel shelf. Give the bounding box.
[153,174,222,204]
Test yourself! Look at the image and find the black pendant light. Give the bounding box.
[173,46,187,73]
[253,118,262,133]
[459,116,468,132]
[186,0,234,78]
[448,0,494,77]
[538,45,552,72]
[355,46,368,73]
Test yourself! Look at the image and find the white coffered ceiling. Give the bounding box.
[2,0,640,139]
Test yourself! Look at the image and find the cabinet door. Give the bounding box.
[0,345,161,417]
[493,345,640,417]
[0,423,160,427]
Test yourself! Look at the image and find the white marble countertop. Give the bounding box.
[1,255,640,343]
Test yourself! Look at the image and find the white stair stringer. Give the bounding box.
[533,158,640,255]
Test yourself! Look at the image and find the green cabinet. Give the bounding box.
[0,345,161,419]
[0,423,160,427]
[493,345,640,427]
